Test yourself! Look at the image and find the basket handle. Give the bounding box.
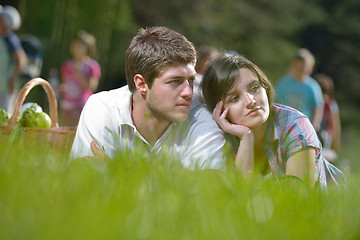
[7,78,59,131]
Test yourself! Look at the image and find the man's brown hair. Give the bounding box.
[125,26,196,93]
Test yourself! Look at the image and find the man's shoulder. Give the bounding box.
[305,76,322,91]
[90,85,130,104]
[83,85,131,121]
[276,74,295,89]
[188,99,213,121]
[5,32,20,43]
[4,33,22,52]
[182,100,221,137]
[277,74,293,82]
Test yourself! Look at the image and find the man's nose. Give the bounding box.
[181,80,193,98]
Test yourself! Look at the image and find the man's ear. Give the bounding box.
[133,74,148,94]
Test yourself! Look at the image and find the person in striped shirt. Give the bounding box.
[201,52,345,188]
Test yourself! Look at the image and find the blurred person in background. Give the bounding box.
[18,34,43,84]
[193,45,219,102]
[201,52,345,188]
[314,73,341,162]
[275,48,323,132]
[0,5,28,113]
[60,30,101,126]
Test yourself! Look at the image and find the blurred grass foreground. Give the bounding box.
[0,142,359,240]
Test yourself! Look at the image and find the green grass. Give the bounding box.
[0,141,359,240]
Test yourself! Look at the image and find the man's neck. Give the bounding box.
[131,93,171,146]
[292,71,307,82]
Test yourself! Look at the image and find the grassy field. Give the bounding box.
[1,139,359,240]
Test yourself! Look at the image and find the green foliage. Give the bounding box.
[15,0,360,113]
[0,143,359,239]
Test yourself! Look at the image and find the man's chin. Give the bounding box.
[171,112,190,122]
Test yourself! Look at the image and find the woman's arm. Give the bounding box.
[286,147,316,186]
[234,132,254,174]
[212,100,254,174]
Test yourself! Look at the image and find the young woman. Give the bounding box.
[201,53,345,188]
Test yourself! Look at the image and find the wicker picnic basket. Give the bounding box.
[0,78,76,151]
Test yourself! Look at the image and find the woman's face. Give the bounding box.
[223,68,270,129]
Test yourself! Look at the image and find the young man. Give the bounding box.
[70,26,226,170]
[275,48,323,131]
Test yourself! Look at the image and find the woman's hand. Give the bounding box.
[213,101,254,174]
[212,100,251,139]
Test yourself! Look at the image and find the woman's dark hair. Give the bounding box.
[201,53,274,112]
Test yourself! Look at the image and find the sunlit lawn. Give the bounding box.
[0,135,359,240]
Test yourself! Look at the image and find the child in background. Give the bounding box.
[60,30,101,126]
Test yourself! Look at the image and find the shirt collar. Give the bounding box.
[118,87,135,129]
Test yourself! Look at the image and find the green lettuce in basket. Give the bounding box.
[20,103,51,128]
[0,108,10,125]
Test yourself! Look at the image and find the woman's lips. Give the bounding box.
[246,107,261,116]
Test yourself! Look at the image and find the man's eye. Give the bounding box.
[170,80,181,85]
[188,78,195,86]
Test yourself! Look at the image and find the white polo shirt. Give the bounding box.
[69,85,226,170]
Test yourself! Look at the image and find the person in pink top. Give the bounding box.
[60,30,101,126]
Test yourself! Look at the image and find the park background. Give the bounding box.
[0,0,360,171]
[2,0,360,171]
[1,1,360,239]
[6,0,359,170]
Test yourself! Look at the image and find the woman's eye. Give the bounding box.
[229,95,239,102]
[249,85,259,92]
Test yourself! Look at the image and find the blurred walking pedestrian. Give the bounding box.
[314,73,341,162]
[193,45,218,102]
[0,5,28,113]
[275,48,323,131]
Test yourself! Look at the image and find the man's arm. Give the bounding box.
[310,78,324,131]
[182,105,226,170]
[9,48,28,94]
[69,94,118,161]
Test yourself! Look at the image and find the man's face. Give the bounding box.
[292,59,306,78]
[146,63,196,123]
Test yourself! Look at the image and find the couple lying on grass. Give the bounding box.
[69,26,345,188]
